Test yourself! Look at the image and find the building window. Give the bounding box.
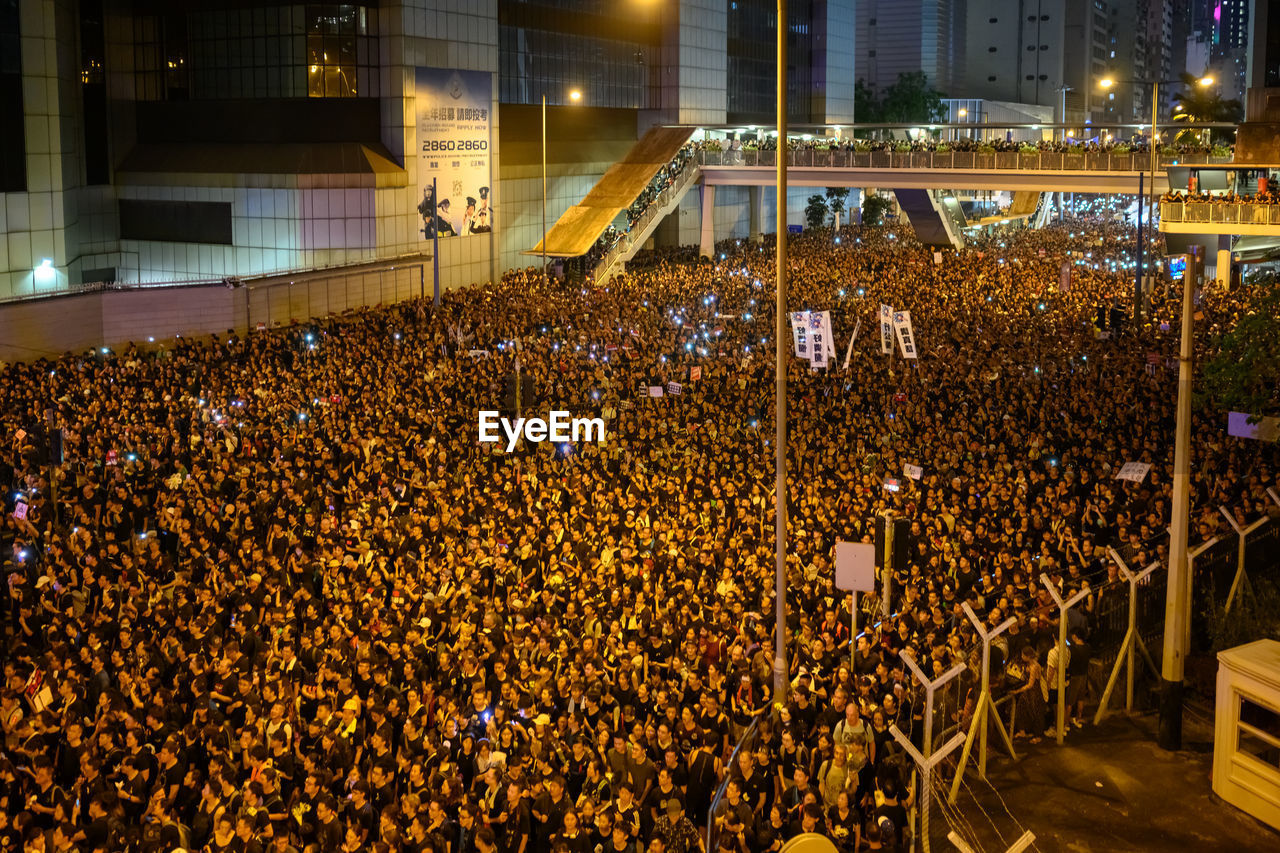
[80,0,109,185]
[0,0,23,192]
[988,47,997,52]
[987,75,997,81]
[989,17,998,23]
[306,4,372,98]
[868,50,876,57]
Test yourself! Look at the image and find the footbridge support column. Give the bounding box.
[749,185,763,243]
[699,184,717,259]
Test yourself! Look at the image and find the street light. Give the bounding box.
[1097,74,1215,322]
[1099,70,1214,753]
[542,88,584,289]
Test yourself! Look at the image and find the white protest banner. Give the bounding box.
[648,386,664,398]
[810,312,828,369]
[880,304,894,355]
[467,349,491,358]
[790,311,811,360]
[903,463,923,480]
[1227,412,1280,442]
[667,381,682,396]
[823,311,837,358]
[1114,462,1151,483]
[933,251,943,265]
[841,318,861,371]
[892,310,918,359]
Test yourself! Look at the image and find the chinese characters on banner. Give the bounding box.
[892,310,917,359]
[880,304,894,355]
[415,68,493,240]
[791,311,835,368]
[790,312,809,360]
[810,313,828,369]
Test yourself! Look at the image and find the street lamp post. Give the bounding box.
[1099,75,1213,324]
[773,0,790,705]
[1098,72,1213,752]
[542,89,582,288]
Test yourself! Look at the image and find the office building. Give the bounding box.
[0,0,856,303]
[854,0,966,97]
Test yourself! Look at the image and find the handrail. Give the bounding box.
[1159,200,1280,226]
[706,715,762,852]
[695,149,1234,172]
[591,158,701,283]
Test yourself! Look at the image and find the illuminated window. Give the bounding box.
[307,4,369,98]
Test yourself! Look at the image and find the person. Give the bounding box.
[871,780,907,851]
[1,211,1275,853]
[1066,628,1092,729]
[1011,647,1046,744]
[650,800,700,853]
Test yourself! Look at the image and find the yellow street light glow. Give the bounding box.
[568,89,582,102]
[1197,76,1214,87]
[958,108,967,117]
[1099,78,1115,89]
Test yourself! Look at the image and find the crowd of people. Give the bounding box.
[707,137,1229,155]
[3,217,1278,853]
[1161,181,1280,205]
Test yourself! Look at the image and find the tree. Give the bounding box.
[825,187,851,226]
[855,79,881,129]
[1171,73,1242,145]
[805,195,829,230]
[878,72,946,124]
[1200,285,1280,418]
[861,195,893,227]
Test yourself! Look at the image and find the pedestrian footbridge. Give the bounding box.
[532,135,1232,281]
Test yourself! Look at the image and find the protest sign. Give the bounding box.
[892,311,917,359]
[667,381,682,396]
[880,305,894,355]
[1114,462,1151,483]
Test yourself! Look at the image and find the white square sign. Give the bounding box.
[835,541,876,591]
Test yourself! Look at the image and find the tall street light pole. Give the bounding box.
[1161,250,1196,750]
[1099,72,1213,751]
[542,89,583,288]
[1099,75,1213,324]
[773,0,790,704]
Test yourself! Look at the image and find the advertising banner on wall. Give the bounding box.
[415,67,493,240]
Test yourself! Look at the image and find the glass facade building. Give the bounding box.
[0,0,855,304]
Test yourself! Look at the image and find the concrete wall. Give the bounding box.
[0,263,426,363]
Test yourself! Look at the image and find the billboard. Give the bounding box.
[415,68,493,240]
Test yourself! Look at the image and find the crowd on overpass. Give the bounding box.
[699,137,1229,156]
[2,221,1277,853]
[1162,183,1280,205]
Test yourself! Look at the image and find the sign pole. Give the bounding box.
[432,177,441,308]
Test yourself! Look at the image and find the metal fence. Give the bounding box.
[696,149,1233,172]
[1159,201,1280,226]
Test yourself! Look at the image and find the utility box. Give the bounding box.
[1213,639,1280,832]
